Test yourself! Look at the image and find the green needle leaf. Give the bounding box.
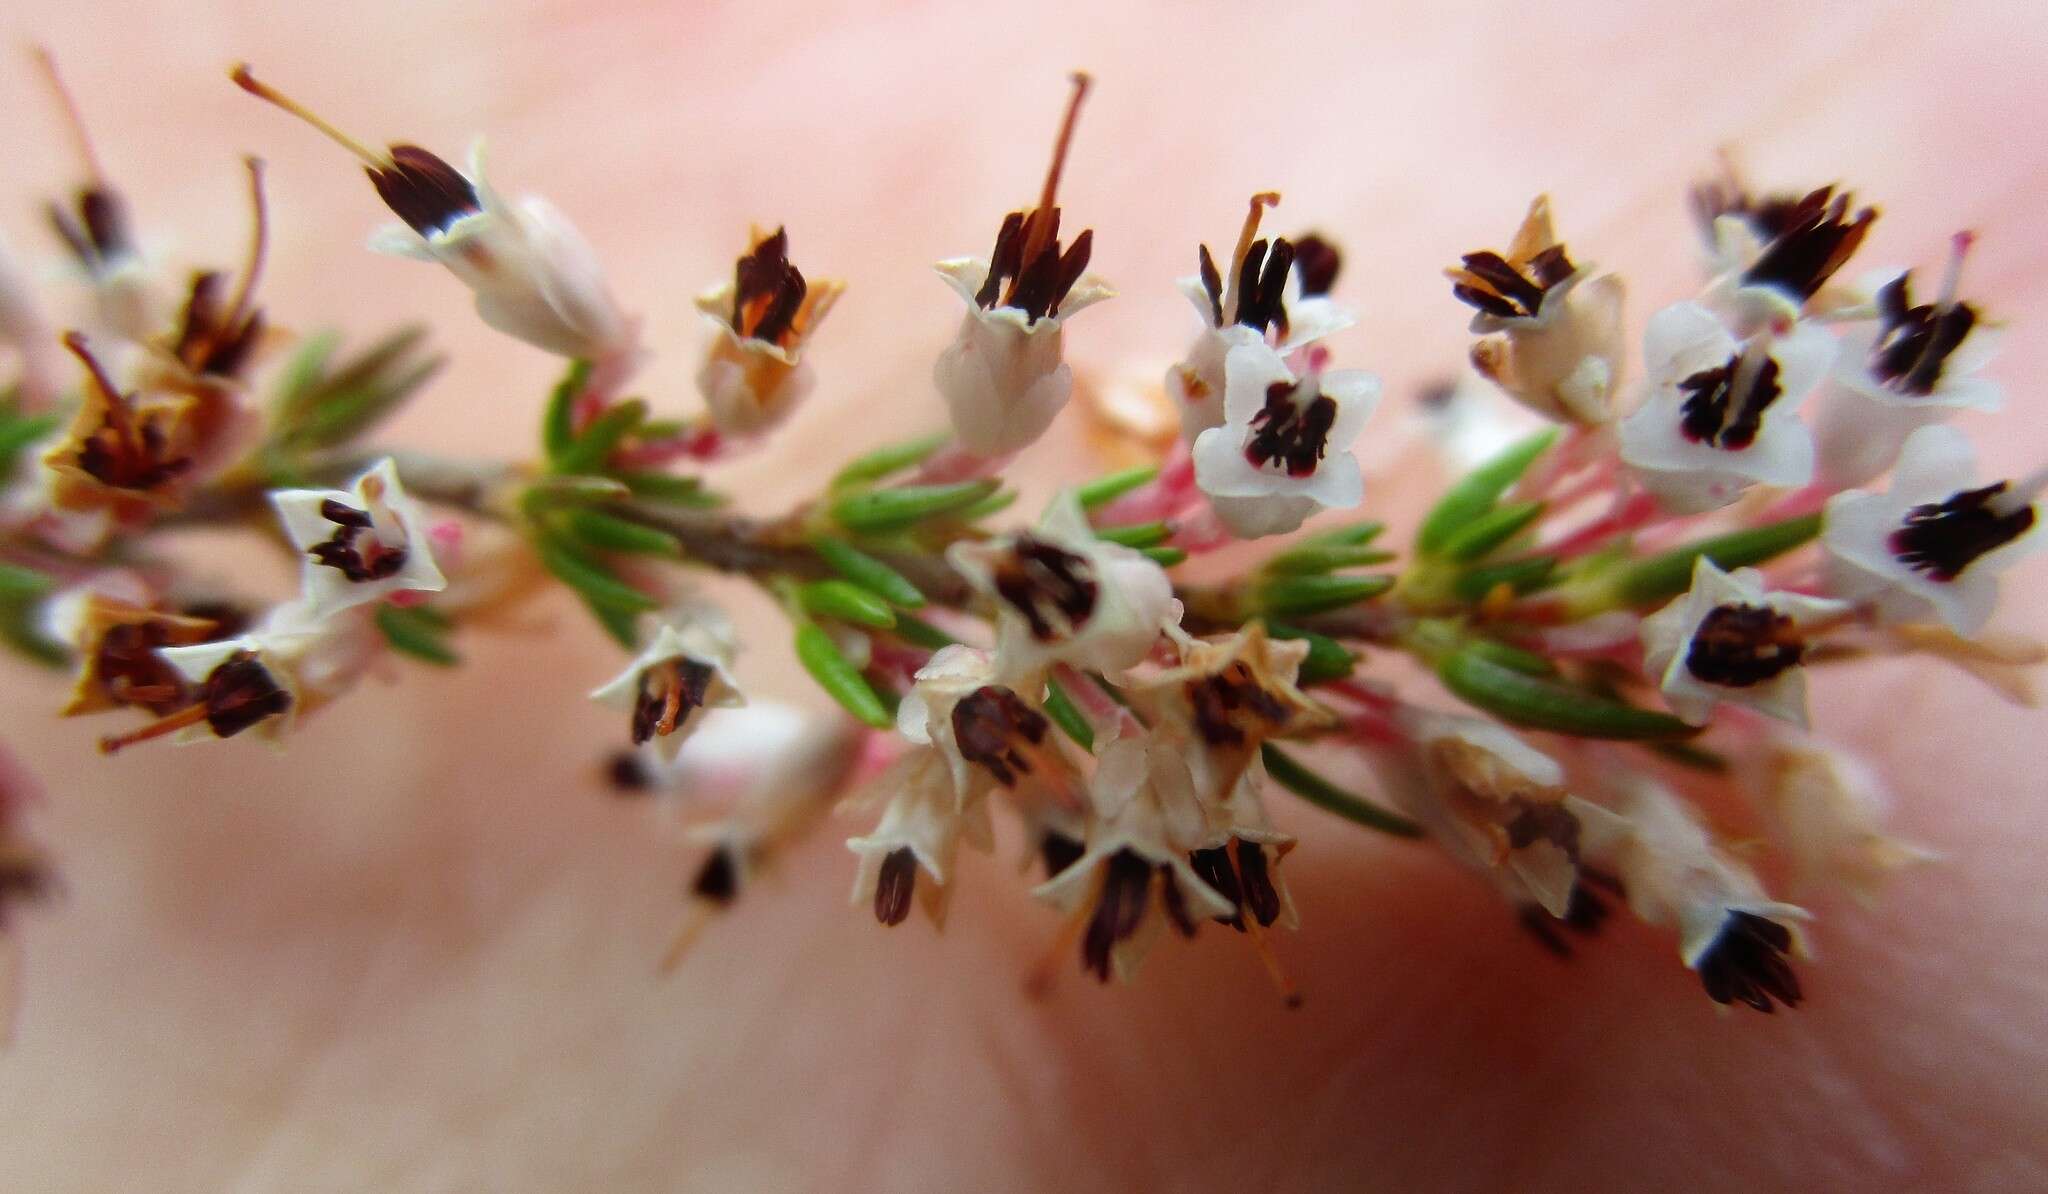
[1255,573,1394,617]
[799,580,898,629]
[552,397,648,476]
[1610,513,1825,608]
[1092,521,1171,549]
[830,432,951,491]
[1075,465,1159,509]
[1262,541,1398,575]
[794,621,893,728]
[1042,679,1095,750]
[1263,620,1357,684]
[1441,499,1546,562]
[542,359,594,461]
[534,534,659,613]
[810,536,927,608]
[562,509,683,558]
[374,604,459,665]
[1416,428,1558,555]
[1436,646,1696,739]
[830,479,998,534]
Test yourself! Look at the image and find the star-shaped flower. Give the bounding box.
[1191,340,1379,538]
[1618,300,1835,513]
[1640,558,1851,728]
[1822,424,2043,635]
[271,457,446,621]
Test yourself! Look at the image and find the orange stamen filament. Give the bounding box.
[98,702,208,754]
[1227,847,1301,1007]
[32,46,105,184]
[1017,71,1092,269]
[229,64,388,169]
[1224,191,1282,319]
[1024,867,1103,999]
[657,903,715,976]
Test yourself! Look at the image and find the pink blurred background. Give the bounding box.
[1,2,2044,1190]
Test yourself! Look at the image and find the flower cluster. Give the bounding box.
[0,60,2036,1028]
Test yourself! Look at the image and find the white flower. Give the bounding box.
[1697,185,1876,334]
[846,747,994,928]
[270,457,446,621]
[589,604,745,762]
[948,490,1174,681]
[1618,301,1835,513]
[1191,341,1379,538]
[1639,558,1851,728]
[932,253,1111,457]
[1822,424,2043,635]
[895,644,1076,809]
[1166,194,1355,440]
[930,72,1110,457]
[365,140,636,364]
[1384,709,1583,918]
[1570,781,1809,1011]
[98,600,364,752]
[1756,736,1935,905]
[1811,245,2003,489]
[1031,734,1233,982]
[1450,196,1626,426]
[693,227,843,440]
[234,67,639,367]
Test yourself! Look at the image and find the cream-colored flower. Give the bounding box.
[1697,185,1876,334]
[1031,734,1232,982]
[1811,240,2001,489]
[1126,620,1328,811]
[895,644,1076,810]
[846,747,994,928]
[693,226,842,439]
[1384,709,1584,918]
[1450,196,1625,426]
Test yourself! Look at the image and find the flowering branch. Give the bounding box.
[0,55,2037,1029]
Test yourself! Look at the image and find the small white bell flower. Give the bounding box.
[1384,709,1585,918]
[95,601,358,753]
[271,457,446,621]
[895,644,1076,809]
[589,604,745,762]
[932,73,1112,457]
[693,226,842,440]
[1639,557,1851,728]
[1618,300,1835,513]
[1191,341,1379,538]
[1570,781,1810,1012]
[1126,620,1327,810]
[947,490,1174,682]
[1448,195,1626,426]
[1821,424,2042,636]
[1811,238,2004,488]
[235,67,637,367]
[1031,734,1234,982]
[846,747,994,928]
[1166,192,1355,441]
